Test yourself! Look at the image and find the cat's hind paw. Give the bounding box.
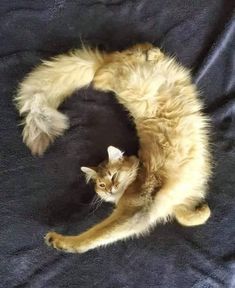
[174,203,211,227]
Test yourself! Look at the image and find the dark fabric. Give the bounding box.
[1,1,235,287]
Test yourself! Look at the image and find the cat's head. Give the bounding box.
[81,146,139,203]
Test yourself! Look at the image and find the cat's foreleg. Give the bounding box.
[45,205,149,253]
[15,47,105,155]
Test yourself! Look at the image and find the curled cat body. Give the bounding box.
[15,43,212,253]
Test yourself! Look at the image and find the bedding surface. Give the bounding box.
[1,1,235,287]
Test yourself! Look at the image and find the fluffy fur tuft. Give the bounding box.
[15,46,104,154]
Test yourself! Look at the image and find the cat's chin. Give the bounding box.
[98,190,124,204]
[103,195,116,203]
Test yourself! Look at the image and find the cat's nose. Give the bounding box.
[110,188,116,194]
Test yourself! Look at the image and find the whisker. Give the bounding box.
[90,195,99,207]
[89,195,103,215]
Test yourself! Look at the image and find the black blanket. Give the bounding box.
[1,1,235,287]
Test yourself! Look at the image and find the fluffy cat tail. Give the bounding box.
[15,46,105,155]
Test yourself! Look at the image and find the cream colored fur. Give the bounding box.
[15,43,212,253]
[16,46,104,155]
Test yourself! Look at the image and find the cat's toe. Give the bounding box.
[45,232,73,252]
[45,232,61,248]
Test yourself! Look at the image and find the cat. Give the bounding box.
[15,43,212,253]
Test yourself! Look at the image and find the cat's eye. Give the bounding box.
[99,183,106,188]
[111,173,118,182]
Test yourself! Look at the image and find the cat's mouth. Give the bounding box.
[107,188,120,196]
[108,191,115,195]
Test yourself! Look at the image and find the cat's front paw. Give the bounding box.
[45,232,87,253]
[45,232,65,250]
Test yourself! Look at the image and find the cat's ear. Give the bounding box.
[81,167,97,183]
[107,146,124,162]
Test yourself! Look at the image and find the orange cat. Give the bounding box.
[15,44,211,253]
